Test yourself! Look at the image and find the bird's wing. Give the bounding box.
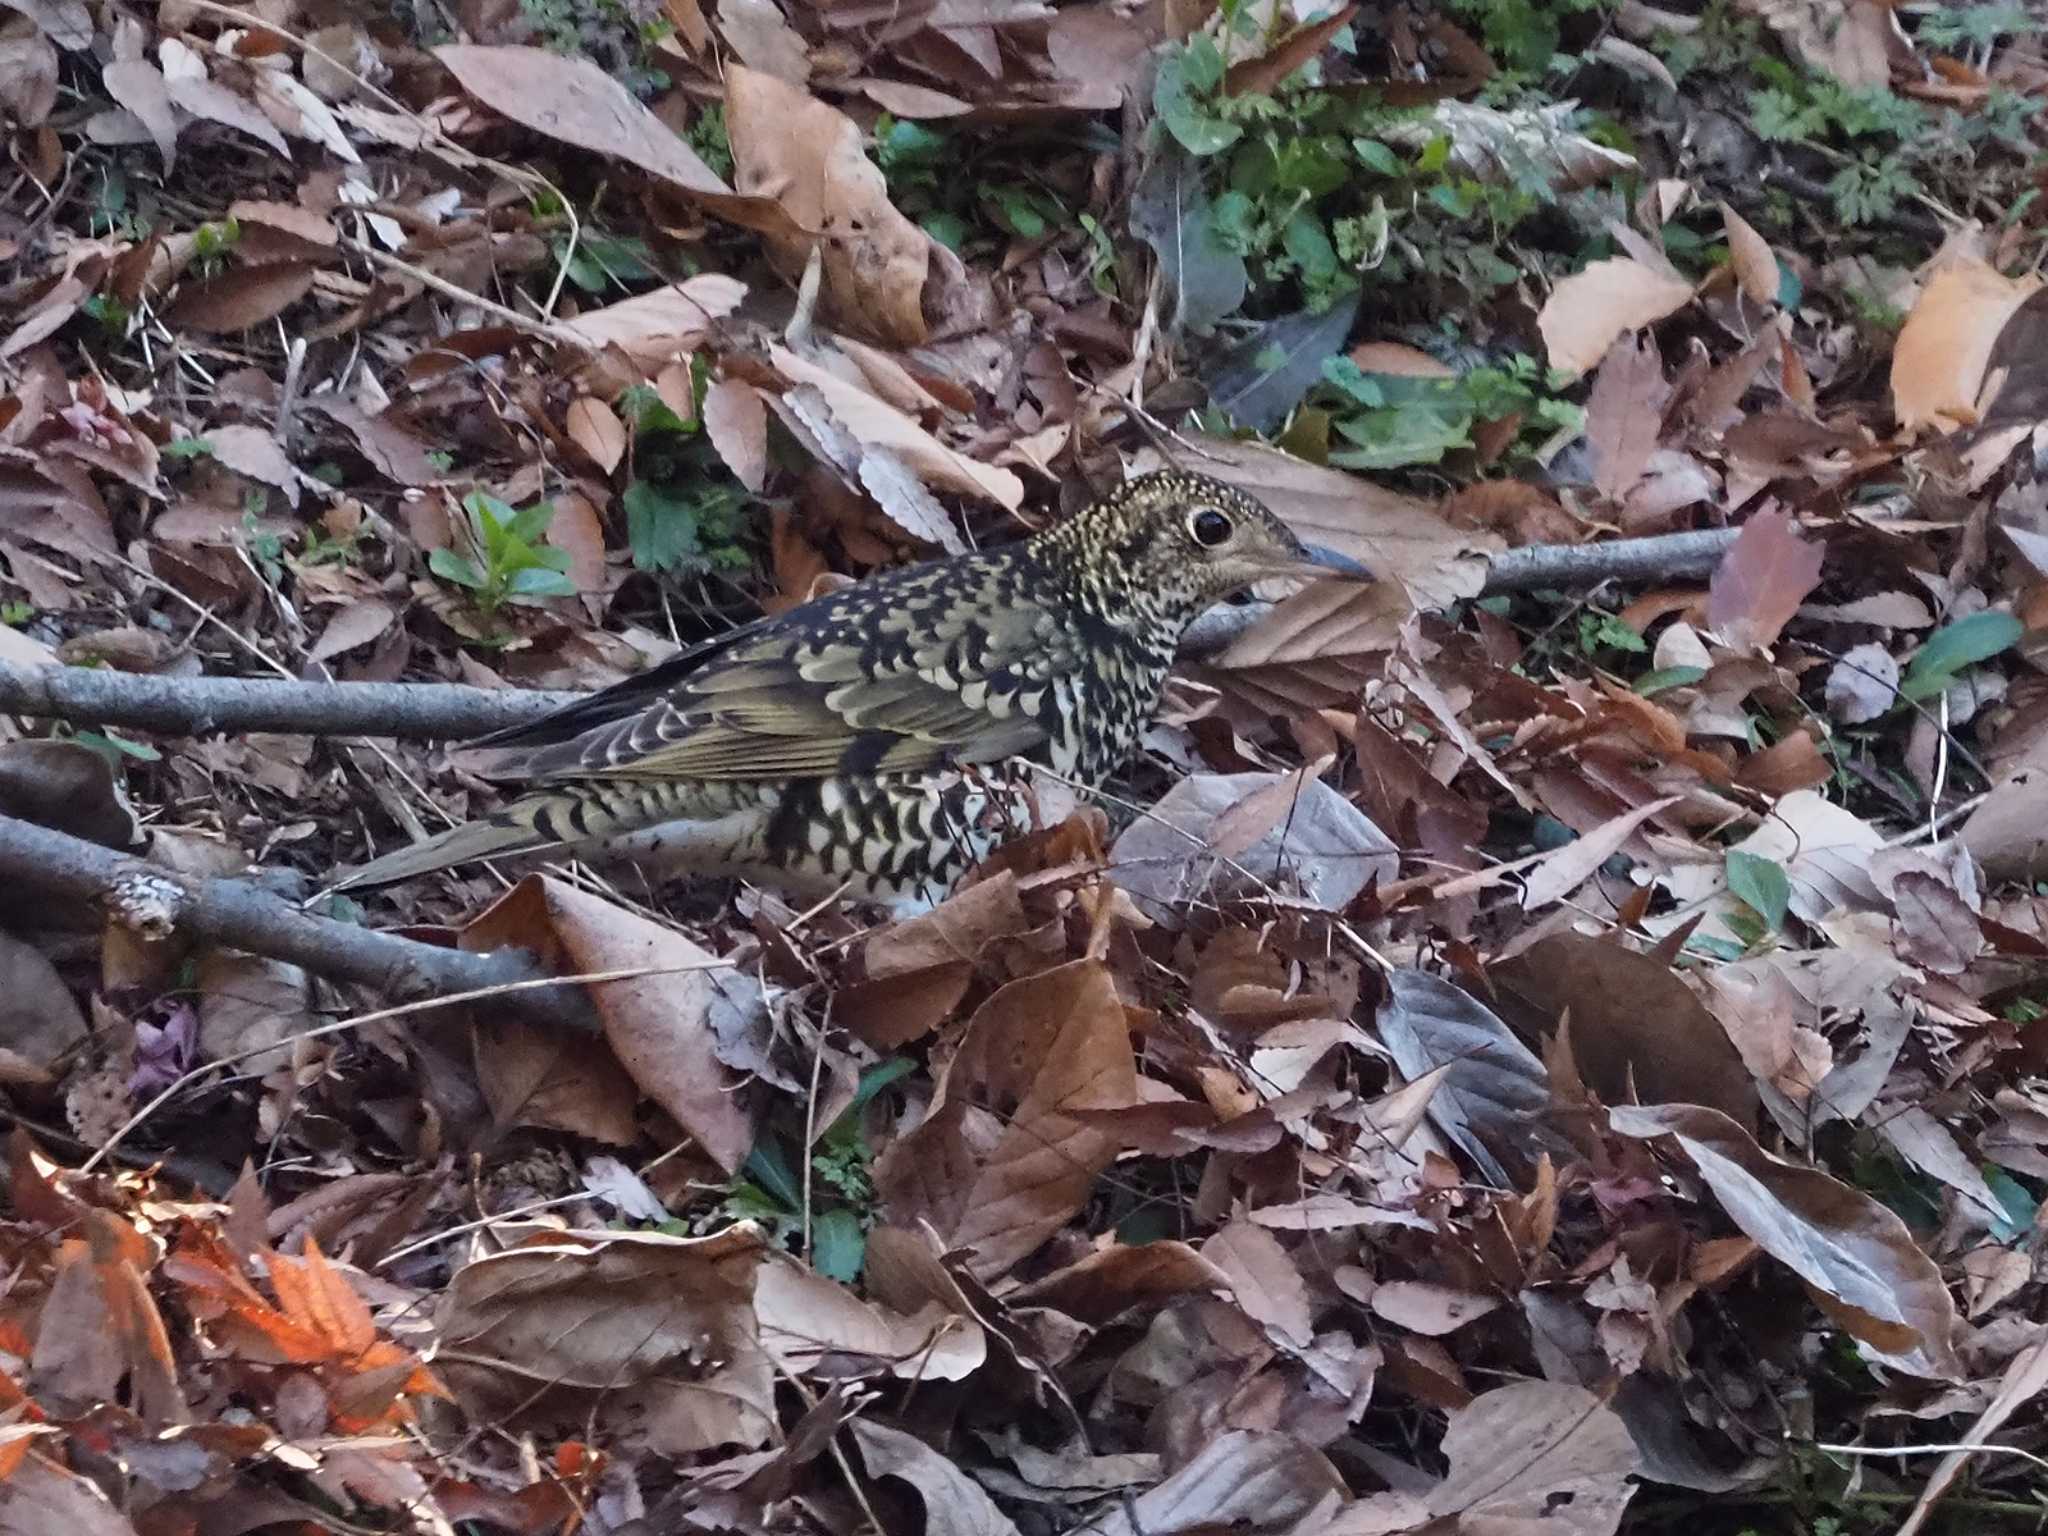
[514,585,1081,783]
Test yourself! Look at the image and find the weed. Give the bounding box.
[617,371,752,575]
[428,490,577,615]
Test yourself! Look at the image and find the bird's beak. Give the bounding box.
[1276,543,1372,582]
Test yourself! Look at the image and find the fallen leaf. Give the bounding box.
[726,65,931,345]
[436,44,794,235]
[874,960,1136,1279]
[1539,256,1694,380]
[1611,1103,1961,1378]
[1892,252,2042,433]
[164,261,316,333]
[1706,507,1823,652]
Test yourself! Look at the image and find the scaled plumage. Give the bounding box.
[337,471,1360,910]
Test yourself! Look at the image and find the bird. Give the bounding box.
[336,470,1367,912]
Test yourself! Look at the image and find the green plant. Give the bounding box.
[1918,1,2038,49]
[191,216,240,277]
[1314,351,1581,469]
[617,374,752,575]
[428,490,577,615]
[687,103,734,184]
[721,1058,915,1281]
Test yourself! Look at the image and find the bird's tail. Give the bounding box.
[330,782,687,891]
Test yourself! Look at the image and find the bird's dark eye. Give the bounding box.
[1188,508,1233,548]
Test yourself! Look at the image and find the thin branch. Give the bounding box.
[0,527,1745,746]
[0,665,583,741]
[0,814,595,1029]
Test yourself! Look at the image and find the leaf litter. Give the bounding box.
[4,0,2048,1532]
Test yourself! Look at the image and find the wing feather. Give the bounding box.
[487,563,1079,785]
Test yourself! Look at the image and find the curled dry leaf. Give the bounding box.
[1110,770,1398,921]
[727,65,932,346]
[1892,251,2042,433]
[1377,970,1565,1186]
[459,877,757,1169]
[1610,1103,1962,1378]
[1538,256,1694,380]
[874,959,1137,1279]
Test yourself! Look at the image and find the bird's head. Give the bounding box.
[1036,470,1369,633]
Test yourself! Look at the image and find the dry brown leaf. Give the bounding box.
[102,57,177,174]
[702,378,769,491]
[1892,252,2042,433]
[439,1225,773,1451]
[435,44,796,236]
[1224,3,1358,95]
[201,423,300,508]
[874,959,1137,1279]
[1538,256,1694,380]
[1611,1103,1962,1377]
[727,66,931,346]
[306,598,396,665]
[773,344,1020,512]
[1202,1218,1313,1346]
[718,0,811,83]
[565,397,627,474]
[1426,1381,1639,1530]
[1583,334,1667,504]
[554,275,745,364]
[1739,0,1890,87]
[1370,1280,1501,1336]
[1706,508,1823,652]
[164,261,316,333]
[1719,201,1781,306]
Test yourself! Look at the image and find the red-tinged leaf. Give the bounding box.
[273,1237,378,1359]
[1583,333,1666,502]
[163,261,316,333]
[1705,507,1823,652]
[1223,3,1358,95]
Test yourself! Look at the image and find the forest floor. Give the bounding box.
[4,0,2048,1532]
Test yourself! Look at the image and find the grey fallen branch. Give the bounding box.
[0,814,595,1030]
[0,527,1740,744]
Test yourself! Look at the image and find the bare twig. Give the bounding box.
[0,813,595,1029]
[0,665,583,740]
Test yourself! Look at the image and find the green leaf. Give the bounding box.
[623,479,706,573]
[1634,665,1707,696]
[1181,34,1226,92]
[811,1208,865,1282]
[1352,137,1402,175]
[1726,849,1790,930]
[1281,209,1338,284]
[505,499,558,547]
[1129,138,1247,335]
[428,548,486,590]
[742,1140,802,1212]
[163,437,214,461]
[505,565,576,599]
[1154,48,1242,156]
[1900,611,2022,700]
